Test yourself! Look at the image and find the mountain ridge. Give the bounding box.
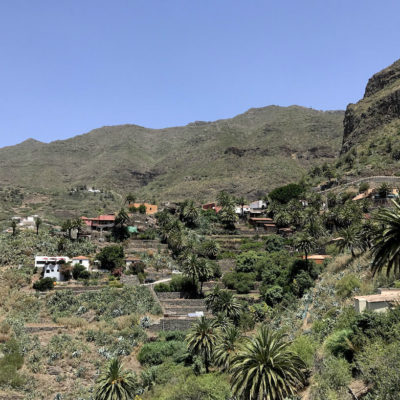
[0,105,345,202]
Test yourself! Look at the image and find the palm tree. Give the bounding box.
[198,258,213,294]
[186,316,219,372]
[34,217,42,235]
[213,324,242,371]
[217,191,235,208]
[93,358,138,400]
[218,290,242,321]
[201,239,220,259]
[72,217,84,238]
[205,285,223,313]
[206,289,242,322]
[335,225,360,257]
[371,200,400,276]
[179,200,199,227]
[11,220,17,236]
[294,232,316,267]
[62,219,73,239]
[182,254,203,287]
[230,326,306,400]
[219,206,238,230]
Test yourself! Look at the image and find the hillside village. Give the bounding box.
[1,167,400,399]
[1,54,400,400]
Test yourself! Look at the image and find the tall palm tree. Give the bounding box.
[230,326,306,400]
[186,316,219,372]
[213,324,242,371]
[180,199,199,227]
[93,358,138,400]
[34,217,42,236]
[198,258,213,294]
[294,232,316,267]
[335,225,360,257]
[371,200,400,276]
[182,254,203,287]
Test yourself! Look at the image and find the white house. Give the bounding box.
[12,215,40,230]
[35,256,70,281]
[354,288,400,314]
[72,256,91,270]
[249,200,267,210]
[235,205,251,215]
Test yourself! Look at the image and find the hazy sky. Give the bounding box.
[0,0,399,147]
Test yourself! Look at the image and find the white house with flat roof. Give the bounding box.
[35,256,70,281]
[72,256,90,270]
[354,288,400,314]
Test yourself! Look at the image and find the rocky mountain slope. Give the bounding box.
[0,106,343,202]
[339,58,400,176]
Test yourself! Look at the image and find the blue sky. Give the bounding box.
[0,0,399,147]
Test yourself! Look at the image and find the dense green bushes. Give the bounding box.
[154,275,197,293]
[138,341,187,366]
[33,277,54,291]
[0,339,25,388]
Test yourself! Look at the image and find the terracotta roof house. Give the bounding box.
[352,189,374,201]
[263,223,277,233]
[249,217,274,227]
[128,203,158,215]
[202,203,222,213]
[81,214,116,231]
[354,288,400,313]
[302,254,332,265]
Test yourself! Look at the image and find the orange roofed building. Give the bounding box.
[128,203,158,215]
[81,214,116,231]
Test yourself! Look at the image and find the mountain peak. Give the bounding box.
[364,58,400,98]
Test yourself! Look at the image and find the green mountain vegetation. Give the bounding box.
[0,106,343,206]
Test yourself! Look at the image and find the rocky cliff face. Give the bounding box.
[341,59,400,154]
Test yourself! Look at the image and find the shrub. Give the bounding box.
[33,277,54,291]
[265,234,285,252]
[260,285,284,306]
[96,245,124,270]
[269,183,304,204]
[335,275,361,298]
[324,329,354,360]
[137,340,187,366]
[72,264,86,280]
[79,270,91,280]
[0,339,25,388]
[311,356,351,398]
[222,272,255,294]
[359,182,370,193]
[236,251,263,273]
[290,335,317,368]
[154,283,170,292]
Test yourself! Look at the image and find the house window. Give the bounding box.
[46,269,50,273]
